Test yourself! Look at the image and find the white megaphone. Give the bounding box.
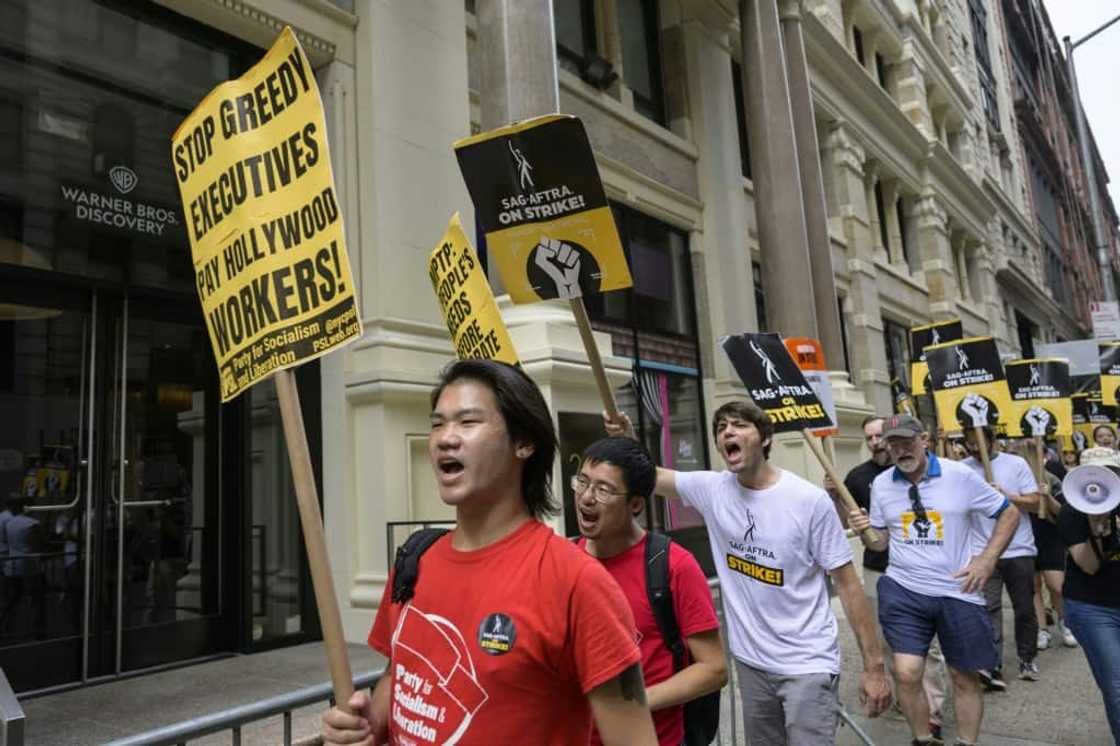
[1062,447,1120,515]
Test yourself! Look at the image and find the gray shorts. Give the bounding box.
[736,660,840,746]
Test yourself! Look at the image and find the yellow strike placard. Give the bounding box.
[428,213,519,365]
[171,27,361,402]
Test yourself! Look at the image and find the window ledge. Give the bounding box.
[559,68,698,162]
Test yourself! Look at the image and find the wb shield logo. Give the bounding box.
[109,165,138,195]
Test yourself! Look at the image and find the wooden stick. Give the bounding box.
[570,297,619,420]
[973,426,994,483]
[275,369,354,713]
[936,436,946,458]
[823,434,837,466]
[802,429,881,544]
[1034,436,1049,521]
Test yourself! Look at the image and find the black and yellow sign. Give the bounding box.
[1074,391,1117,445]
[1004,358,1072,437]
[891,377,917,416]
[910,320,963,395]
[171,28,361,401]
[1100,343,1120,407]
[726,554,784,586]
[428,213,519,365]
[721,333,833,433]
[926,336,1011,431]
[453,115,632,303]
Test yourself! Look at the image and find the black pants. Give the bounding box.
[983,555,1038,671]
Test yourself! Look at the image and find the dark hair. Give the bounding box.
[582,437,657,508]
[430,360,558,519]
[861,415,885,429]
[1093,424,1116,441]
[712,400,775,459]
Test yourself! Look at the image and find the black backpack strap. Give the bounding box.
[391,528,450,604]
[645,531,686,671]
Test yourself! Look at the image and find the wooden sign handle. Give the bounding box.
[275,369,355,713]
[1034,436,1048,521]
[570,298,620,421]
[802,429,881,545]
[973,426,994,484]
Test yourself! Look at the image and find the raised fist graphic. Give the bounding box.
[534,236,582,299]
[960,393,990,428]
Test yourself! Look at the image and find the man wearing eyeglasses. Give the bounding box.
[850,414,1020,746]
[574,436,727,746]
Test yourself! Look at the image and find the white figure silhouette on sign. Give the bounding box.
[509,141,534,192]
[956,347,969,370]
[1029,365,1040,385]
[750,339,780,384]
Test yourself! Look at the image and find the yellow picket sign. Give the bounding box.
[428,213,519,365]
[171,27,361,402]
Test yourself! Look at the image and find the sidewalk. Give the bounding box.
[21,591,1112,744]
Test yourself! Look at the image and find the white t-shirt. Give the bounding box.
[869,455,1009,605]
[961,454,1038,558]
[675,468,853,675]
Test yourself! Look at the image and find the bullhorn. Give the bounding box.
[1062,449,1120,515]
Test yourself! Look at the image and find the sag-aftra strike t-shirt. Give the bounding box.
[369,519,640,745]
[676,469,853,675]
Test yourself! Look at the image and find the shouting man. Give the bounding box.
[608,403,890,745]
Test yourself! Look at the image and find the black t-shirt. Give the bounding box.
[845,458,892,572]
[1044,458,1066,481]
[1057,505,1120,608]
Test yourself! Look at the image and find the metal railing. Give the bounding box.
[102,669,383,746]
[0,668,25,746]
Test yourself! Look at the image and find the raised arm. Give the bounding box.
[604,411,680,500]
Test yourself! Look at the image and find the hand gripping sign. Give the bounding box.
[428,213,519,365]
[453,115,633,417]
[171,27,360,711]
[722,333,879,543]
[1004,359,1072,438]
[925,336,1011,481]
[910,319,963,395]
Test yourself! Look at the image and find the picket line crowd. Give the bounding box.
[319,360,1119,746]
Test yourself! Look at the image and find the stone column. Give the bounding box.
[863,163,886,260]
[954,234,972,302]
[779,0,845,366]
[882,179,903,267]
[914,194,957,317]
[739,0,819,339]
[894,55,933,137]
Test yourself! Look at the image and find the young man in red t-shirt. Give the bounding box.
[575,436,727,746]
[321,360,657,745]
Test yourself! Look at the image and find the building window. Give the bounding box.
[837,295,852,375]
[618,0,665,124]
[853,26,865,66]
[753,261,767,331]
[553,0,598,75]
[968,0,999,130]
[882,318,911,390]
[875,52,888,90]
[874,181,890,253]
[0,95,21,170]
[731,60,752,179]
[896,199,911,268]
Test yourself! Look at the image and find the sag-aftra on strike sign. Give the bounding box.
[171,27,361,401]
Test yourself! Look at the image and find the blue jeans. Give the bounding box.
[1064,598,1120,742]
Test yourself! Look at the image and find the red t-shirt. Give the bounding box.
[580,535,721,746]
[369,519,641,745]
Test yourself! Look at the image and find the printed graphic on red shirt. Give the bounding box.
[390,605,489,745]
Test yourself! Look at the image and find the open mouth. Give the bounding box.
[724,442,742,458]
[437,457,465,478]
[577,506,599,531]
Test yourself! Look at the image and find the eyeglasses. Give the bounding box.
[908,483,928,523]
[571,475,629,503]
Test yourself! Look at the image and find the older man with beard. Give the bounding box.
[850,415,1020,746]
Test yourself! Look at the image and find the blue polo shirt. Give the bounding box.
[869,454,1009,605]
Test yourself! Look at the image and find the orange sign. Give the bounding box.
[784,337,838,436]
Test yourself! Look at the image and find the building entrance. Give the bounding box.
[0,277,227,691]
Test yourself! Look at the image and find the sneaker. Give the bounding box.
[1019,659,1040,681]
[1060,622,1079,648]
[978,669,992,689]
[929,722,943,741]
[988,670,1008,691]
[910,737,945,746]
[1037,628,1052,650]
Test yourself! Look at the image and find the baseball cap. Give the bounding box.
[882,414,924,439]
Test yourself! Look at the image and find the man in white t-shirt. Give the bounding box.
[961,427,1041,688]
[850,415,1020,746]
[607,402,890,745]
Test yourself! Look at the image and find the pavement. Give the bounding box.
[18,585,1113,744]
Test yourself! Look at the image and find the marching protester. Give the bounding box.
[607,405,891,745]
[574,436,727,746]
[961,427,1042,687]
[322,361,657,745]
[849,414,1020,746]
[829,416,948,741]
[1058,447,1120,742]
